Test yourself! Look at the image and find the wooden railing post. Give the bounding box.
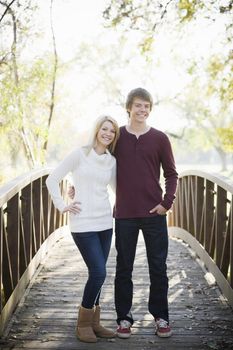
[0,208,3,312]
[42,176,49,240]
[195,176,204,243]
[187,176,195,236]
[180,178,187,230]
[230,194,233,287]
[204,180,215,256]
[21,184,32,273]
[3,194,19,300]
[215,186,227,267]
[216,186,227,272]
[33,178,42,253]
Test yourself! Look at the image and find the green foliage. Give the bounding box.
[206,54,233,103]
[177,0,205,21]
[217,126,233,152]
[103,0,133,27]
[103,1,233,37]
[103,0,170,32]
[139,35,154,55]
[0,55,56,166]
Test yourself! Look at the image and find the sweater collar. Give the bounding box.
[85,148,114,169]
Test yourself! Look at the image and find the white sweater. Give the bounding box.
[46,147,116,232]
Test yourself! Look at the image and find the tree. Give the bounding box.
[0,0,59,181]
[0,0,38,166]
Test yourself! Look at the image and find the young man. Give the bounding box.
[114,87,178,339]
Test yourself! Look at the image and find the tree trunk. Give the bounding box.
[42,0,58,155]
[215,146,227,172]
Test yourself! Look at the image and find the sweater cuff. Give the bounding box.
[57,203,66,213]
[160,196,174,211]
[50,200,66,213]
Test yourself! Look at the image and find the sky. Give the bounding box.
[38,0,107,60]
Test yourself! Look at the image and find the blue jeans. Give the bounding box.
[71,229,112,309]
[114,216,169,324]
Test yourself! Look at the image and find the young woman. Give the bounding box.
[46,116,119,343]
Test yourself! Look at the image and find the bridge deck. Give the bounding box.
[1,230,233,350]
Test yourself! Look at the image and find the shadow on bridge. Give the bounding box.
[0,169,233,349]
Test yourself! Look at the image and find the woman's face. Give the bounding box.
[96,120,116,148]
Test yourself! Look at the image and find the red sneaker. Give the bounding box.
[117,320,132,339]
[155,318,172,337]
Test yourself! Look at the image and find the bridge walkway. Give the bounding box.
[1,230,233,350]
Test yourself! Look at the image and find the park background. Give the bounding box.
[0,0,232,184]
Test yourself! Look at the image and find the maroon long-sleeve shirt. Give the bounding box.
[113,126,178,218]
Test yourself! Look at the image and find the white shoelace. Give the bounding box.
[120,320,131,329]
[156,318,168,328]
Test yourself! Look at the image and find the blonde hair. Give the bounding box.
[84,115,120,154]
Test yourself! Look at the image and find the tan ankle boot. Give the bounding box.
[76,306,97,343]
[92,305,115,338]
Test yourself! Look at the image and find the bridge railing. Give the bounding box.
[0,169,68,335]
[168,170,233,307]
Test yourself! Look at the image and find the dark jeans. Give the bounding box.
[114,216,169,325]
[71,229,112,309]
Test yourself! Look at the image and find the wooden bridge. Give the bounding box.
[0,169,233,350]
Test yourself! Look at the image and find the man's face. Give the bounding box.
[128,98,151,123]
